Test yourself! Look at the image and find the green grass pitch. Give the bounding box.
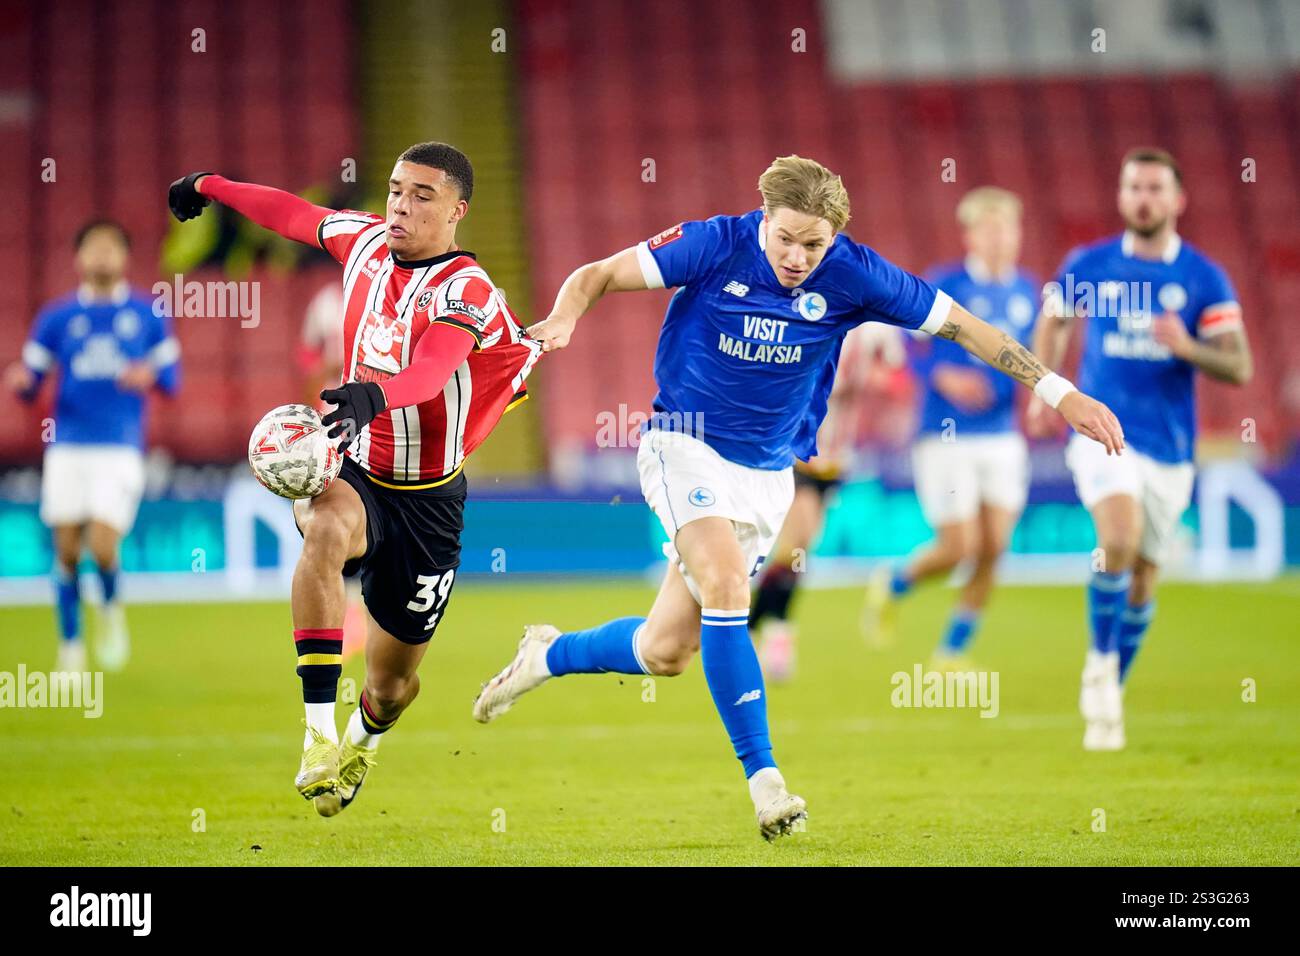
[3,578,1297,865]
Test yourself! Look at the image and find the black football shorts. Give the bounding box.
[332,457,466,644]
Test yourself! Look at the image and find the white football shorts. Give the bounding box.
[1065,433,1195,564]
[637,429,794,605]
[912,432,1030,527]
[40,443,146,534]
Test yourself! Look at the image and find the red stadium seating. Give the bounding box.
[0,0,359,464]
[517,0,1295,461]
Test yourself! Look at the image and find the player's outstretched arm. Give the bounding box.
[167,173,336,248]
[936,302,1125,455]
[526,246,649,352]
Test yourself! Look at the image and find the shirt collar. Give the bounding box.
[1121,230,1181,264]
[964,254,1016,286]
[77,281,131,306]
[390,248,475,270]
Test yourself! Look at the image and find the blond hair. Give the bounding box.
[758,155,851,231]
[956,186,1022,228]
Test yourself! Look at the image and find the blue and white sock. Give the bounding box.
[890,567,914,598]
[700,608,775,779]
[54,566,81,642]
[545,617,649,676]
[1086,570,1130,655]
[938,607,980,657]
[1117,602,1155,683]
[97,565,119,606]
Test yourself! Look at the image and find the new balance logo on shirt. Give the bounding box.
[723,280,749,297]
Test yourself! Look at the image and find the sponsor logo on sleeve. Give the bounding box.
[444,299,491,331]
[648,224,684,250]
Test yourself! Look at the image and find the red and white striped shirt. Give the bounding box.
[318,210,542,486]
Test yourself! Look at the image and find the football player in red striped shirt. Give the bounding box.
[169,142,542,815]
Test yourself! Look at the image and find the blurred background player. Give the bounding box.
[749,321,905,682]
[298,280,346,409]
[1027,148,1253,751]
[3,219,181,674]
[471,155,1123,841]
[169,141,542,814]
[862,188,1038,665]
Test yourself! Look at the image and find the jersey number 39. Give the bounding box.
[406,569,456,632]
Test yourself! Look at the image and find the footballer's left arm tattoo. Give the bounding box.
[937,303,1050,389]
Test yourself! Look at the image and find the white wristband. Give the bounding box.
[1034,372,1077,409]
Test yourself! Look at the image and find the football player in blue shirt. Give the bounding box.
[4,220,181,675]
[863,188,1039,665]
[474,156,1123,840]
[1027,148,1253,751]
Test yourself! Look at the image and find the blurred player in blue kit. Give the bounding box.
[864,187,1039,665]
[473,156,1124,839]
[4,220,181,675]
[1027,148,1253,751]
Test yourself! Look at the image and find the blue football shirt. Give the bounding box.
[912,257,1039,436]
[637,210,951,469]
[1046,232,1240,464]
[22,283,182,448]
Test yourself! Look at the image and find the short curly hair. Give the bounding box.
[397,141,474,201]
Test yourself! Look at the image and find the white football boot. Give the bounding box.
[1080,651,1125,751]
[55,641,87,688]
[473,624,560,723]
[750,767,808,842]
[96,602,130,672]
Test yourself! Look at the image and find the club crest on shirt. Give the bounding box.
[414,290,435,312]
[794,291,827,321]
[356,310,410,377]
[1158,282,1187,313]
[1007,294,1034,327]
[113,309,140,339]
[648,224,684,250]
[688,486,716,507]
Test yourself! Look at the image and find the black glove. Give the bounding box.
[168,171,215,221]
[320,382,387,452]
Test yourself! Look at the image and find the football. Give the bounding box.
[247,404,342,499]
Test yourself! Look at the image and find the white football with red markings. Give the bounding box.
[247,404,342,499]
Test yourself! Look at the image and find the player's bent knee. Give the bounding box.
[642,649,695,677]
[1098,540,1139,572]
[365,674,418,718]
[638,626,698,676]
[936,524,976,566]
[975,537,1007,566]
[694,569,750,610]
[301,511,357,565]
